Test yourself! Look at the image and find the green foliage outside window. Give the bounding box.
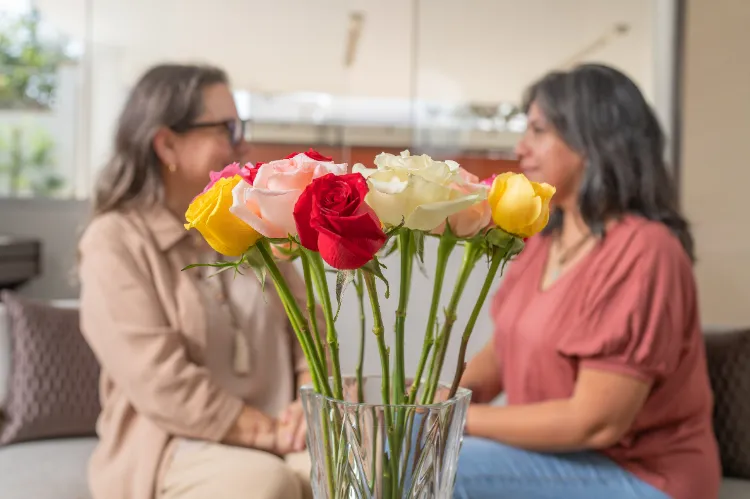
[0,8,71,110]
[0,8,72,196]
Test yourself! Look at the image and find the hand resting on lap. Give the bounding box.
[222,401,308,456]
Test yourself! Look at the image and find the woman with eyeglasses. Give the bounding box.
[77,64,316,499]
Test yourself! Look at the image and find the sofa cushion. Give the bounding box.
[704,326,750,480]
[0,436,95,499]
[0,303,10,409]
[0,291,99,445]
[0,298,79,411]
[719,478,750,499]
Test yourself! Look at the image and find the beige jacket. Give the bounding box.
[78,205,310,499]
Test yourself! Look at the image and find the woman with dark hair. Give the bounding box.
[78,64,315,499]
[453,64,720,499]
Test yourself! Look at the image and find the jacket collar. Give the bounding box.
[138,203,193,252]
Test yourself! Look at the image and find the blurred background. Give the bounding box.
[0,0,747,357]
[2,3,749,498]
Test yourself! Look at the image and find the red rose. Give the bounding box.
[293,173,386,270]
[239,162,263,185]
[285,148,334,162]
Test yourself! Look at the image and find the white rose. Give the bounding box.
[370,150,460,183]
[353,152,483,232]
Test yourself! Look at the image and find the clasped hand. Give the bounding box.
[276,399,307,454]
[223,400,307,456]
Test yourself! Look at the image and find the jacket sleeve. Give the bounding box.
[78,216,244,441]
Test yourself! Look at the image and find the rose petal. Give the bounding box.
[293,181,320,251]
[315,211,386,269]
[186,176,261,256]
[231,180,301,238]
[405,193,482,232]
[492,174,542,228]
[285,149,334,162]
[352,164,378,178]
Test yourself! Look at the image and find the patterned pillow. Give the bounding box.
[0,291,100,445]
[704,326,750,479]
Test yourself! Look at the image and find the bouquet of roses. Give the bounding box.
[184,148,554,496]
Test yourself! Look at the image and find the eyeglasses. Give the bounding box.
[172,118,249,146]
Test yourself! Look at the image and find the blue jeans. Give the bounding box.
[453,437,670,499]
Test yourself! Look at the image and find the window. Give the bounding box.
[0,4,81,198]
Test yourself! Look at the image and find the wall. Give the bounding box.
[681,0,750,326]
[0,198,88,300]
[35,0,655,103]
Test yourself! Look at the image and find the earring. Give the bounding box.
[168,164,177,173]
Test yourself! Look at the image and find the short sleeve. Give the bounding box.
[558,227,695,383]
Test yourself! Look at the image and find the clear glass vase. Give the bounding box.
[300,376,471,499]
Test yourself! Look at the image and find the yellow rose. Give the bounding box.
[184,175,262,256]
[488,172,555,238]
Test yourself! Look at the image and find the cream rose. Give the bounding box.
[230,152,347,238]
[353,151,482,232]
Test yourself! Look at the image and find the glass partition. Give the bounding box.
[0,0,658,199]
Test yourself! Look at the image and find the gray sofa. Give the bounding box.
[0,301,748,498]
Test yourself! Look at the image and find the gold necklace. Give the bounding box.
[550,233,593,281]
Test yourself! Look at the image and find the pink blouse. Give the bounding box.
[491,215,721,499]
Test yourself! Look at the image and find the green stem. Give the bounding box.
[449,247,505,398]
[300,251,326,366]
[321,415,336,498]
[390,230,414,497]
[307,250,344,401]
[421,241,483,404]
[362,272,398,494]
[394,229,412,406]
[407,234,456,404]
[369,406,378,493]
[266,257,337,499]
[274,278,329,395]
[363,273,391,408]
[256,242,331,398]
[355,270,366,403]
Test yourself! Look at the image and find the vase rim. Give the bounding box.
[299,375,472,409]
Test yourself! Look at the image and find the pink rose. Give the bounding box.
[458,168,480,184]
[480,173,497,186]
[432,168,492,238]
[230,153,347,238]
[197,163,243,197]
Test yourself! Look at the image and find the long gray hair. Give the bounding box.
[91,63,228,216]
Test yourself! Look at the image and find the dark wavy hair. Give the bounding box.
[524,63,694,261]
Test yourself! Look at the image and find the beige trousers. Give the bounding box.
[158,442,313,499]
